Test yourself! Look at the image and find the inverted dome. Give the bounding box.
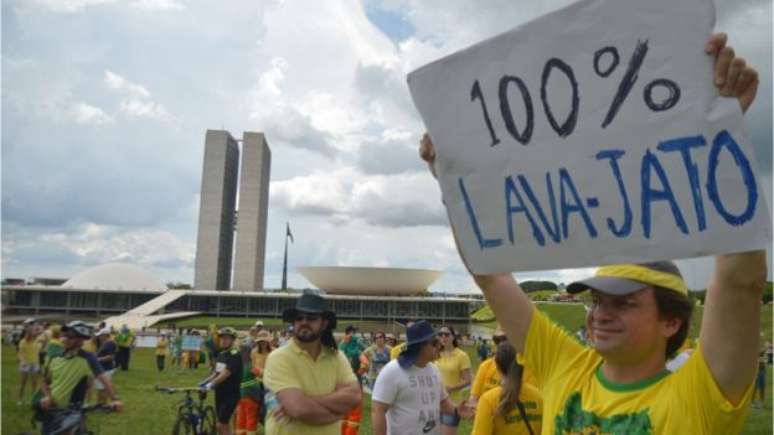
[62,263,167,291]
[298,266,442,295]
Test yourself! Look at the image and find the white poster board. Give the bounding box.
[407,0,771,273]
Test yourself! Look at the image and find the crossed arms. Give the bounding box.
[276,381,362,425]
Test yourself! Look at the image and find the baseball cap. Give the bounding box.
[567,261,687,296]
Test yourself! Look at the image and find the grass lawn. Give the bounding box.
[3,303,772,434]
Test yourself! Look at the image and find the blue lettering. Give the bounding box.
[559,168,598,239]
[596,149,632,237]
[458,177,502,249]
[706,130,758,226]
[517,174,561,243]
[505,175,545,246]
[657,136,707,231]
[641,149,688,238]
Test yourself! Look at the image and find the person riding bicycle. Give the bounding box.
[34,320,122,434]
[200,326,243,435]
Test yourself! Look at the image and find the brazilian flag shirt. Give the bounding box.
[524,310,753,434]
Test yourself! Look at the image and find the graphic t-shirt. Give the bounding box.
[524,310,754,434]
[435,347,471,402]
[215,347,243,398]
[372,359,449,435]
[472,384,543,435]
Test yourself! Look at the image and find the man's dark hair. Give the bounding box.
[639,261,693,359]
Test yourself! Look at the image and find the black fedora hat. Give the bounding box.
[282,293,337,329]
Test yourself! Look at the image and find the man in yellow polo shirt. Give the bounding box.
[263,294,361,435]
[419,34,765,433]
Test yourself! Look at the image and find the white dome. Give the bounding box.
[298,266,442,295]
[62,263,167,291]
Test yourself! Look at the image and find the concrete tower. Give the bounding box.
[233,132,272,291]
[194,130,240,290]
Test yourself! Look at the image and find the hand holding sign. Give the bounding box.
[409,0,770,274]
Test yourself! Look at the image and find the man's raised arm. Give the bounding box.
[700,250,767,404]
[420,134,535,351]
[699,32,766,405]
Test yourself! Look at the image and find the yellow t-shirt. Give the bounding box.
[471,356,540,399]
[524,310,754,434]
[390,342,406,360]
[436,347,472,402]
[472,384,543,435]
[18,337,41,364]
[156,337,169,356]
[251,349,269,375]
[263,339,358,435]
[82,339,97,354]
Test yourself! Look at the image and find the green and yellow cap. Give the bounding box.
[566,261,687,296]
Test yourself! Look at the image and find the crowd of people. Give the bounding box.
[6,31,772,435]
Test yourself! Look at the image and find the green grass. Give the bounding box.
[3,303,772,434]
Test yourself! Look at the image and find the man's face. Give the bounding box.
[293,313,326,343]
[420,337,442,361]
[61,332,85,350]
[585,287,675,363]
[220,335,234,349]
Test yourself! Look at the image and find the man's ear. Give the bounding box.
[661,316,682,339]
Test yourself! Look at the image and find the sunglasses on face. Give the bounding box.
[438,331,452,337]
[375,335,385,339]
[294,314,321,322]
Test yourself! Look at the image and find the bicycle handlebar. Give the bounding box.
[155,385,205,394]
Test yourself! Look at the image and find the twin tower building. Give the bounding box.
[194,130,271,292]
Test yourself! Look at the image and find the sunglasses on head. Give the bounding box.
[294,313,321,322]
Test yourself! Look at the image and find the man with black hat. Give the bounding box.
[263,293,361,435]
[371,320,469,435]
[418,33,766,433]
[200,326,243,435]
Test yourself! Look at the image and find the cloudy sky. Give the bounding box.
[2,0,771,293]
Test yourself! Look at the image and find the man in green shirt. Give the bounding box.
[114,325,135,371]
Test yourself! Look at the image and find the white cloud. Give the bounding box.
[104,70,150,98]
[70,102,113,125]
[28,0,118,13]
[104,70,173,121]
[130,0,185,11]
[119,98,171,121]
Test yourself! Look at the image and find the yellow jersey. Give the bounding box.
[435,347,472,402]
[472,355,539,399]
[390,342,406,360]
[156,337,169,356]
[472,384,543,435]
[18,337,41,364]
[524,310,753,434]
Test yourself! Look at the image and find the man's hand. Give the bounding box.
[419,133,437,178]
[40,395,52,411]
[457,401,475,419]
[706,32,759,113]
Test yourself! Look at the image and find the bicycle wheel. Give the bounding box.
[172,414,195,435]
[200,407,217,435]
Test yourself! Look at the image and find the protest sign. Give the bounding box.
[181,335,203,351]
[407,0,771,273]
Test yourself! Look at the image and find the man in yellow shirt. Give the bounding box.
[263,294,361,435]
[156,332,169,371]
[419,33,764,433]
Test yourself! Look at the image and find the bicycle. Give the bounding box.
[155,385,217,435]
[34,402,113,435]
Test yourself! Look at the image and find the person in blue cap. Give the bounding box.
[371,320,470,435]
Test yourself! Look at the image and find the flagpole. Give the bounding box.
[281,227,288,291]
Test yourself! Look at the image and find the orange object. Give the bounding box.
[235,397,261,434]
[341,403,363,435]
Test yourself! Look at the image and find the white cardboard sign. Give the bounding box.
[407,0,771,273]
